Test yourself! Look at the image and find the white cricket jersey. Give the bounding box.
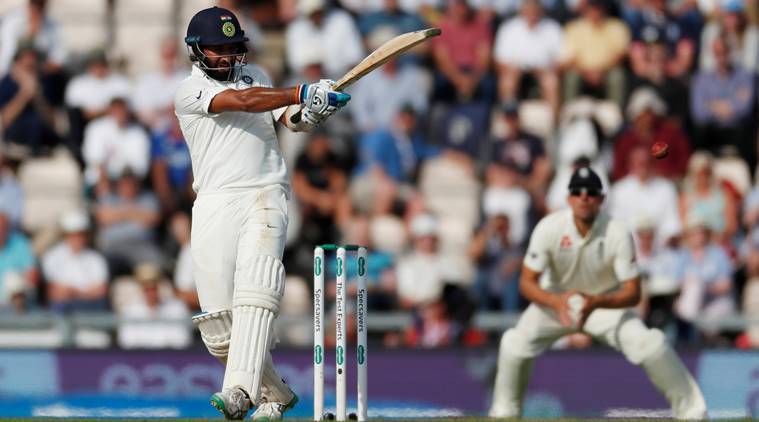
[523,208,639,295]
[174,64,290,195]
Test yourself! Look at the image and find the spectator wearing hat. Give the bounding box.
[493,0,562,116]
[95,168,162,274]
[627,38,690,126]
[626,0,698,80]
[431,0,494,103]
[0,43,60,156]
[469,208,523,311]
[0,210,37,307]
[394,213,469,347]
[609,145,682,245]
[0,0,68,103]
[633,217,683,331]
[350,27,431,134]
[116,263,191,349]
[486,100,551,210]
[700,0,759,73]
[691,36,756,168]
[679,151,738,241]
[42,209,108,313]
[612,87,691,180]
[83,98,150,196]
[560,0,630,107]
[673,214,735,343]
[285,0,364,79]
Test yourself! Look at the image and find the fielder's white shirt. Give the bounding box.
[174,64,290,195]
[523,208,639,295]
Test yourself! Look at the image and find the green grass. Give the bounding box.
[0,419,756,422]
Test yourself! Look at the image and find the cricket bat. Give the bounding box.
[290,27,442,124]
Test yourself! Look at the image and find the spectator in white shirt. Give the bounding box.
[285,0,364,79]
[42,209,109,313]
[117,263,191,349]
[65,50,131,120]
[494,0,562,115]
[609,145,682,245]
[132,39,189,130]
[350,27,430,133]
[0,0,67,103]
[395,213,446,306]
[83,98,150,195]
[64,50,131,153]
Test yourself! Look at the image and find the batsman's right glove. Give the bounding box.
[297,80,351,125]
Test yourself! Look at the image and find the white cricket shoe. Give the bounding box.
[211,387,252,420]
[250,393,299,420]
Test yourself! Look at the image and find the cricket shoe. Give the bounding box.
[250,393,299,420]
[211,387,252,420]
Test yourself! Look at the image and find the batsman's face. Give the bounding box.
[567,188,604,222]
[203,44,238,71]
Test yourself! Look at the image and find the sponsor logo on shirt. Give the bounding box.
[560,235,572,249]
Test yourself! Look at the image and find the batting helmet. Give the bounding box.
[185,7,249,81]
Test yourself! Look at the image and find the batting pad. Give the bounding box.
[192,309,233,364]
[224,255,285,404]
[260,352,295,404]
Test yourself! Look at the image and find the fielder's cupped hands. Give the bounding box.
[299,79,351,125]
[554,290,596,329]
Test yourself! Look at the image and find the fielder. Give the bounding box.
[174,7,350,420]
[489,166,707,419]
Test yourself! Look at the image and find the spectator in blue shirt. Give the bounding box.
[0,211,37,307]
[674,215,735,343]
[691,36,756,168]
[150,113,193,214]
[355,105,438,183]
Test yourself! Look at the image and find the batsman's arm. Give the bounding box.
[209,86,301,114]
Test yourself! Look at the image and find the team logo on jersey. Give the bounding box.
[222,21,236,37]
[560,235,572,249]
[242,75,253,85]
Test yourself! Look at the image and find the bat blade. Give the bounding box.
[332,27,441,91]
[290,27,441,124]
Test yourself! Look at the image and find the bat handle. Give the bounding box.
[290,110,302,124]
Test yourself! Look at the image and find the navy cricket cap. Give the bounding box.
[185,7,249,47]
[568,166,603,191]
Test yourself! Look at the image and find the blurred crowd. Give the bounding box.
[1,0,759,350]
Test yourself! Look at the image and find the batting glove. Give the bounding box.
[297,80,351,125]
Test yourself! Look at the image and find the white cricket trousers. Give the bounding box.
[191,185,289,313]
[490,304,707,419]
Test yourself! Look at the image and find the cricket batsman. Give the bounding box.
[174,7,350,420]
[489,166,707,419]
